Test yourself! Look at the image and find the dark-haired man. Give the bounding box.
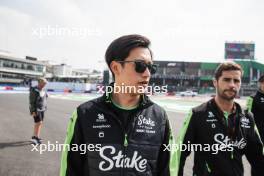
[60,34,177,176]
[176,61,264,176]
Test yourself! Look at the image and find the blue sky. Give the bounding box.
[0,0,263,70]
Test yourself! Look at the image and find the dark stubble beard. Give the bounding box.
[217,87,237,101]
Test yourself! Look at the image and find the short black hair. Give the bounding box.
[105,34,152,78]
[214,61,243,80]
[259,75,264,82]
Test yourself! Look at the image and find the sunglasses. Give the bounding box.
[117,60,157,74]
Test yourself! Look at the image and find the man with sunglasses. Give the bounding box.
[176,62,264,176]
[60,34,177,176]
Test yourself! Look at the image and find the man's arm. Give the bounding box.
[244,112,264,176]
[60,109,85,176]
[157,113,177,176]
[29,88,37,114]
[246,96,254,112]
[176,110,196,176]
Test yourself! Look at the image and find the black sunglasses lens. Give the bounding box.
[149,64,157,74]
[135,62,157,74]
[135,62,147,73]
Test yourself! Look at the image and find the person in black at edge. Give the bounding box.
[247,75,264,143]
[176,61,264,176]
[60,34,177,176]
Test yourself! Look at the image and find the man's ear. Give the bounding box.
[110,61,121,77]
[213,79,217,88]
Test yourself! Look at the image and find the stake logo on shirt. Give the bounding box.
[214,133,247,150]
[137,115,155,127]
[99,145,147,172]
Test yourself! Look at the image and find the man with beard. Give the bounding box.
[176,61,264,176]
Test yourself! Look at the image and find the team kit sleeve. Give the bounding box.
[60,109,86,176]
[244,114,264,176]
[246,96,254,112]
[157,113,178,176]
[176,110,196,176]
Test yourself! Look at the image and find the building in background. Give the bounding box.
[0,51,103,86]
[151,60,264,95]
[150,42,264,95]
[1,41,264,95]
[49,64,102,83]
[0,51,46,86]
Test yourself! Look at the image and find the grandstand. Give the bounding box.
[151,60,264,95]
[0,52,46,86]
